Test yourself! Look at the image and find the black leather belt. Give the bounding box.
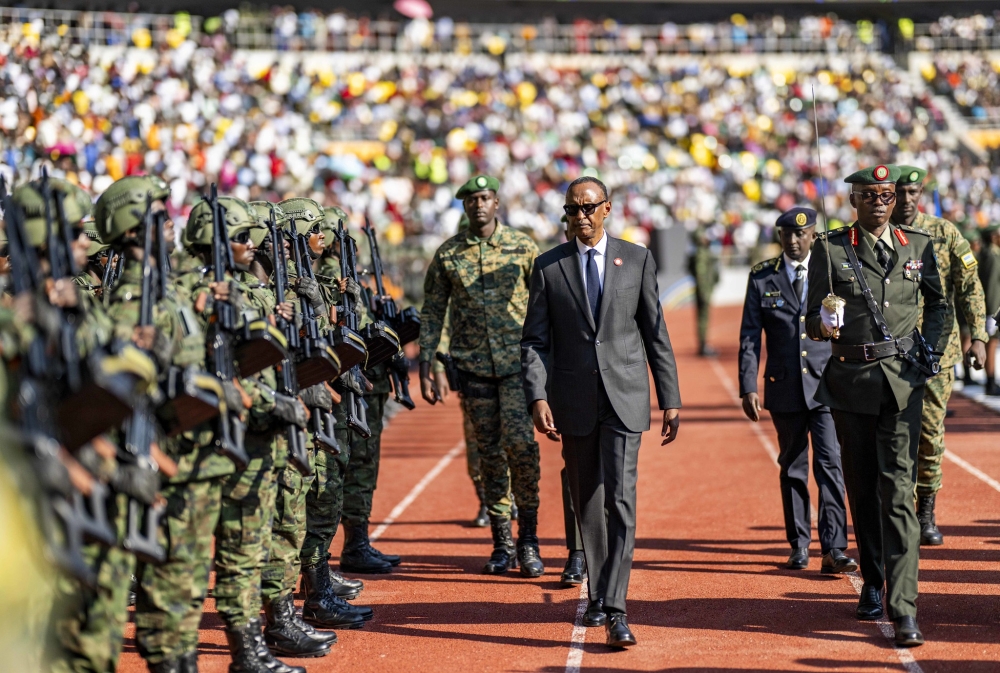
[831,335,915,362]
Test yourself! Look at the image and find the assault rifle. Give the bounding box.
[332,221,374,437]
[265,206,314,472]
[362,218,416,410]
[345,221,400,369]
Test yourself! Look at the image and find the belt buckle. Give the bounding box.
[862,344,877,361]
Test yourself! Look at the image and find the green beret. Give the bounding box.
[896,165,928,185]
[844,164,901,185]
[278,198,323,236]
[456,175,499,199]
[93,176,171,244]
[184,196,256,248]
[12,179,90,247]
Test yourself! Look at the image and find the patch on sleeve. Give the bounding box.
[961,251,978,269]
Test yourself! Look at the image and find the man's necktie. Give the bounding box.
[793,264,805,304]
[875,240,894,275]
[586,248,601,322]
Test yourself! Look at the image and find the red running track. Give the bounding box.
[118,305,1000,672]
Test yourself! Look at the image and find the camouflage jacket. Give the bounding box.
[910,212,988,366]
[419,222,538,378]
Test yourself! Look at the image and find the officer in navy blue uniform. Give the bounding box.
[738,207,857,574]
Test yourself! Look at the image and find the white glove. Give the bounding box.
[987,316,997,337]
[820,304,845,333]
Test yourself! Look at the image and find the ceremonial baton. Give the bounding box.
[811,85,844,338]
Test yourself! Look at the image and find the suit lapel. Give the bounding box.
[557,242,596,332]
[769,259,799,312]
[596,237,620,330]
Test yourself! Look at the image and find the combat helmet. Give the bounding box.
[83,219,110,257]
[321,205,349,244]
[184,196,256,249]
[93,176,171,244]
[12,178,91,247]
[247,201,286,248]
[278,197,324,236]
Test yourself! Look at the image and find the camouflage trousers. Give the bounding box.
[917,368,955,496]
[261,444,315,602]
[463,408,481,485]
[342,392,388,527]
[459,370,540,518]
[134,478,223,664]
[300,405,351,567]
[214,433,278,628]
[53,495,133,673]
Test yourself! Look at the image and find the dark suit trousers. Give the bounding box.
[769,409,848,554]
[562,386,641,614]
[560,453,583,552]
[832,377,923,619]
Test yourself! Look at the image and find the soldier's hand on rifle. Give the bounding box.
[275,301,294,322]
[419,361,441,405]
[296,277,326,312]
[273,393,309,428]
[132,325,157,351]
[434,371,451,403]
[48,277,80,308]
[344,278,363,305]
[338,277,349,294]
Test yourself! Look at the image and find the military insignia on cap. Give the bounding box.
[613,258,623,266]
[795,212,807,226]
[476,176,487,188]
[909,171,919,182]
[874,165,889,181]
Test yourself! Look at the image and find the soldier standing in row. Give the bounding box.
[418,175,543,577]
[889,166,988,546]
[977,224,1000,394]
[806,164,947,647]
[690,225,719,357]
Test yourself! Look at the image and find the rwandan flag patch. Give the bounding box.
[961,251,977,269]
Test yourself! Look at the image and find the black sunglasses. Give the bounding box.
[563,200,608,217]
[856,190,896,205]
[231,231,251,244]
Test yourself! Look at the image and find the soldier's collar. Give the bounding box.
[464,220,503,246]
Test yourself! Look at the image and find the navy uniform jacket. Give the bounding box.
[738,256,831,412]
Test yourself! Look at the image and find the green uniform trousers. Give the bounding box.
[214,433,278,628]
[342,392,388,526]
[300,415,351,567]
[53,495,133,673]
[832,379,923,620]
[134,478,223,663]
[261,449,315,602]
[917,368,954,496]
[459,371,540,519]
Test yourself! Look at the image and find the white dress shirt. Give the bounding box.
[576,231,608,293]
[783,251,810,304]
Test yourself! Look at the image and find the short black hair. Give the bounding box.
[567,176,608,200]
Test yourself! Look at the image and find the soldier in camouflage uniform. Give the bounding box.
[891,166,988,547]
[689,225,719,357]
[271,198,372,633]
[95,176,233,672]
[418,175,543,577]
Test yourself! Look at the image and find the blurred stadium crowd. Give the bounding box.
[1,8,999,296]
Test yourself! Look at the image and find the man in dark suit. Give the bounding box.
[738,207,857,574]
[521,176,682,649]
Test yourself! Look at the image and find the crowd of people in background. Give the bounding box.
[2,10,999,298]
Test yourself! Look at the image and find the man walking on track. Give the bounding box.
[521,176,682,649]
[806,164,948,648]
[738,206,857,575]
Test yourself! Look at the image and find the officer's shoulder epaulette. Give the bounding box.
[898,224,932,237]
[824,227,849,238]
[750,258,779,275]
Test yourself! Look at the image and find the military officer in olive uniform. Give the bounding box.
[418,175,544,578]
[738,207,855,574]
[890,166,988,546]
[806,164,948,648]
[689,225,719,357]
[977,223,1000,394]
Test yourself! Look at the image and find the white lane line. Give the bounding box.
[944,450,1000,494]
[369,442,465,543]
[564,579,590,673]
[708,359,925,673]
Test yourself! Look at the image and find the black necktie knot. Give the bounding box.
[586,248,601,322]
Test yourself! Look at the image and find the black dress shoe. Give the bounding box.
[560,551,585,587]
[582,598,606,627]
[605,613,637,648]
[856,584,884,620]
[786,547,809,570]
[821,549,859,574]
[893,616,924,647]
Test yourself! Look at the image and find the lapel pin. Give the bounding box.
[613,257,623,266]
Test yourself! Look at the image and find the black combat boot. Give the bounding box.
[300,561,370,629]
[250,617,309,672]
[917,494,945,546]
[178,650,198,673]
[340,523,393,574]
[224,622,270,673]
[471,483,489,527]
[148,660,181,673]
[263,594,332,658]
[329,565,364,599]
[516,509,545,578]
[483,515,518,574]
